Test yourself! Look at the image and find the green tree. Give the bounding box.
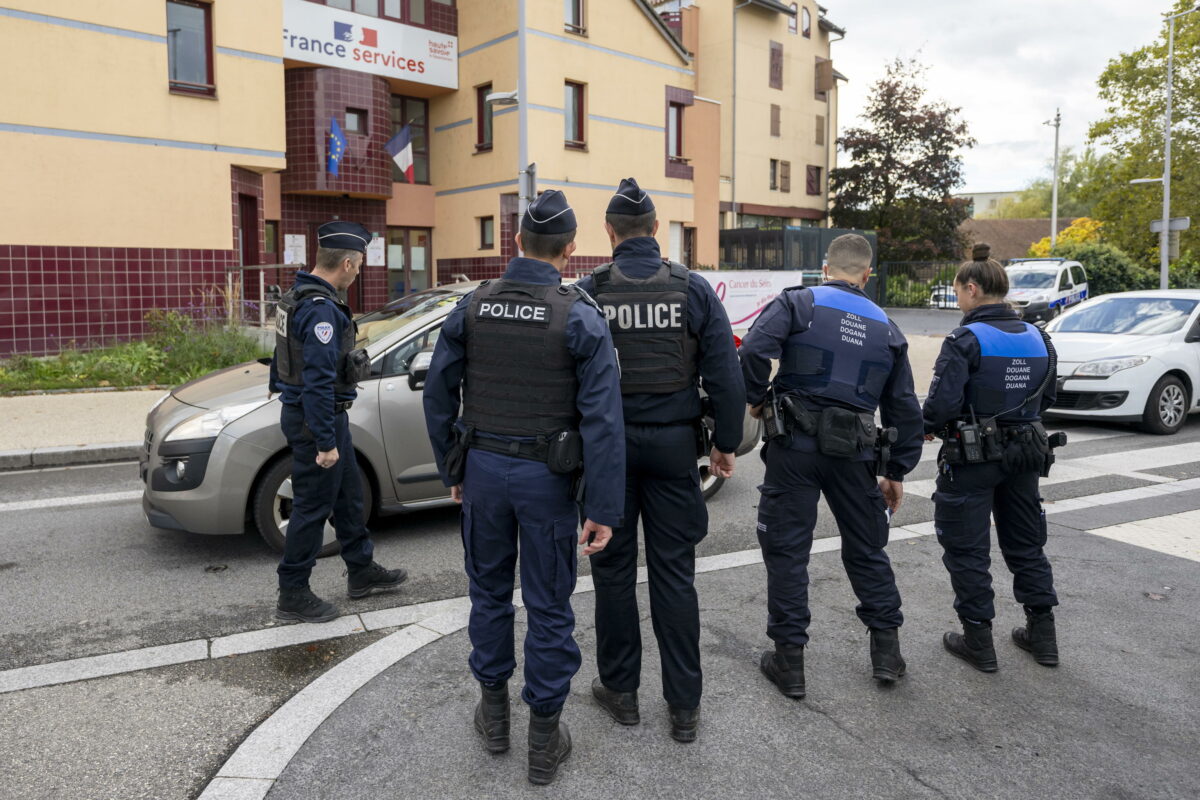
[1049,241,1155,296]
[830,58,976,262]
[988,147,1114,219]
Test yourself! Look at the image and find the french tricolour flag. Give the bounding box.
[384,126,414,183]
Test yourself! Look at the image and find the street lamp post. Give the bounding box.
[1158,5,1200,290]
[1045,109,1061,249]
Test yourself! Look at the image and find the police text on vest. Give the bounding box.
[1005,359,1032,390]
[839,313,867,347]
[603,302,683,330]
[477,301,550,323]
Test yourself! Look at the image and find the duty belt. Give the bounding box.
[468,434,551,462]
[334,400,354,414]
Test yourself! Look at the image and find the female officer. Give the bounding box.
[922,244,1061,672]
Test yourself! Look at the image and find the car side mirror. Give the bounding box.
[408,349,434,391]
[1186,327,1200,343]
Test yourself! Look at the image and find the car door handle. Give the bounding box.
[385,383,396,392]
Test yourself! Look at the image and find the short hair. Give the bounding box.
[605,210,657,241]
[315,247,360,272]
[825,233,874,274]
[521,228,576,260]
[954,243,1009,298]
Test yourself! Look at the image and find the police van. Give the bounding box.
[1005,258,1089,323]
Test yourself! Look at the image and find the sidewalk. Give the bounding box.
[205,519,1200,800]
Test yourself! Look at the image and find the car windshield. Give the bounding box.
[354,288,464,347]
[1048,297,1198,335]
[1008,270,1057,289]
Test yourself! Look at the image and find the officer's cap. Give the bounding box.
[606,177,655,216]
[522,190,577,235]
[317,221,373,254]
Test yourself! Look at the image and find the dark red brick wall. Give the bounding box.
[435,255,610,284]
[278,195,388,314]
[427,2,457,36]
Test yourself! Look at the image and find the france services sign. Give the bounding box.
[282,0,458,89]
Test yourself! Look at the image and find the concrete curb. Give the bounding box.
[0,441,142,471]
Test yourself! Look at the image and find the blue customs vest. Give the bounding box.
[592,259,698,394]
[462,279,581,437]
[963,321,1049,422]
[776,285,893,412]
[273,284,361,395]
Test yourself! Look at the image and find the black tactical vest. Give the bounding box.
[592,259,698,394]
[776,285,893,412]
[963,321,1050,422]
[462,279,582,436]
[273,283,364,394]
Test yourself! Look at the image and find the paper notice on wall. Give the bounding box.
[366,236,386,266]
[284,234,307,266]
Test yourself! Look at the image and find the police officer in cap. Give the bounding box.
[923,244,1061,672]
[423,190,625,785]
[740,233,923,698]
[574,177,745,742]
[270,221,408,623]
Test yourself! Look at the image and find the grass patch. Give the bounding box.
[0,310,271,394]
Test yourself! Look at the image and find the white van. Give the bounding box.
[1005,258,1089,323]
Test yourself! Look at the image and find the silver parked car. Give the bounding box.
[141,283,761,556]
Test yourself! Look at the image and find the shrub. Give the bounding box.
[1047,241,1155,296]
[1028,217,1104,258]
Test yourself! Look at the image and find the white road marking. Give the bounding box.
[0,640,208,694]
[0,461,139,476]
[1088,510,1200,563]
[210,615,367,659]
[0,490,142,514]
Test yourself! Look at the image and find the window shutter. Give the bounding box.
[806,165,821,196]
[769,41,783,90]
[815,115,825,145]
[771,105,781,137]
[780,161,791,193]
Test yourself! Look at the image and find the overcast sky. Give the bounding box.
[828,0,1172,193]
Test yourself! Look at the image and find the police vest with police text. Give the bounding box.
[273,283,361,395]
[776,285,893,412]
[462,279,582,437]
[962,321,1049,422]
[592,259,698,394]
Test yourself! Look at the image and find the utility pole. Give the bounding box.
[1046,109,1061,249]
[1158,8,1198,290]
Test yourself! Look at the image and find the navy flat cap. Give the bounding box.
[606,177,655,215]
[317,221,373,254]
[522,190,577,234]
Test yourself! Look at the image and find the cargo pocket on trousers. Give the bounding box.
[1037,496,1049,548]
[550,514,579,603]
[932,493,969,542]
[461,499,478,577]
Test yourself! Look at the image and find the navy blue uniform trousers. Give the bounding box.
[756,439,902,646]
[461,448,581,715]
[933,462,1058,621]
[590,423,707,710]
[277,403,373,588]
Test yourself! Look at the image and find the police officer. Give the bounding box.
[422,190,625,785]
[740,233,923,698]
[922,244,1061,672]
[270,221,408,623]
[574,178,745,743]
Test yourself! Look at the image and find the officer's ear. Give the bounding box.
[514,231,524,254]
[563,239,578,259]
[651,219,660,237]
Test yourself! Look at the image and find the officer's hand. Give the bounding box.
[451,484,463,503]
[924,433,936,441]
[710,448,736,479]
[316,448,339,469]
[748,403,763,419]
[580,519,612,556]
[879,478,904,514]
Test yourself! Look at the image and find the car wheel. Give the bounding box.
[1140,375,1188,435]
[251,455,373,556]
[697,453,726,501]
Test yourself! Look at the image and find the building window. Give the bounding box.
[802,7,812,37]
[476,84,493,151]
[564,0,585,34]
[345,108,367,134]
[565,81,586,147]
[667,103,684,159]
[769,41,783,90]
[324,0,352,9]
[770,159,779,191]
[815,56,831,101]
[815,114,825,145]
[780,160,791,193]
[354,0,378,15]
[390,95,430,183]
[789,3,798,34]
[806,165,821,195]
[770,104,781,137]
[166,0,214,96]
[264,221,279,255]
[480,216,495,249]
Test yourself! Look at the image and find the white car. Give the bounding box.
[1045,290,1200,434]
[1006,259,1089,323]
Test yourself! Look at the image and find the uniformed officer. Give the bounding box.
[574,178,745,743]
[740,233,924,698]
[269,221,408,623]
[422,190,625,785]
[923,244,1061,672]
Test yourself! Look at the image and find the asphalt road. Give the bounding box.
[1,415,1199,798]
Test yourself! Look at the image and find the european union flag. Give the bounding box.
[327,117,346,176]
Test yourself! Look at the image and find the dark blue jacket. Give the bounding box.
[575,237,746,453]
[923,303,1058,434]
[423,258,627,527]
[739,280,924,481]
[270,271,356,451]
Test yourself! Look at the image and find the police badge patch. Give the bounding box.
[314,322,334,344]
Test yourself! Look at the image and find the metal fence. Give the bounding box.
[876,261,961,309]
[718,226,879,271]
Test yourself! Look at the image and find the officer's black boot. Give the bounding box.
[591,676,639,725]
[527,710,572,785]
[347,561,408,599]
[759,644,806,698]
[943,618,999,673]
[869,627,907,683]
[668,706,699,743]
[275,587,339,623]
[473,681,510,753]
[1012,607,1059,667]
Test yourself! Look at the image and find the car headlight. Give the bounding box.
[164,399,270,442]
[1073,356,1150,377]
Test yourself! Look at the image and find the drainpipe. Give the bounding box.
[731,0,752,229]
[824,26,844,228]
[517,0,531,218]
